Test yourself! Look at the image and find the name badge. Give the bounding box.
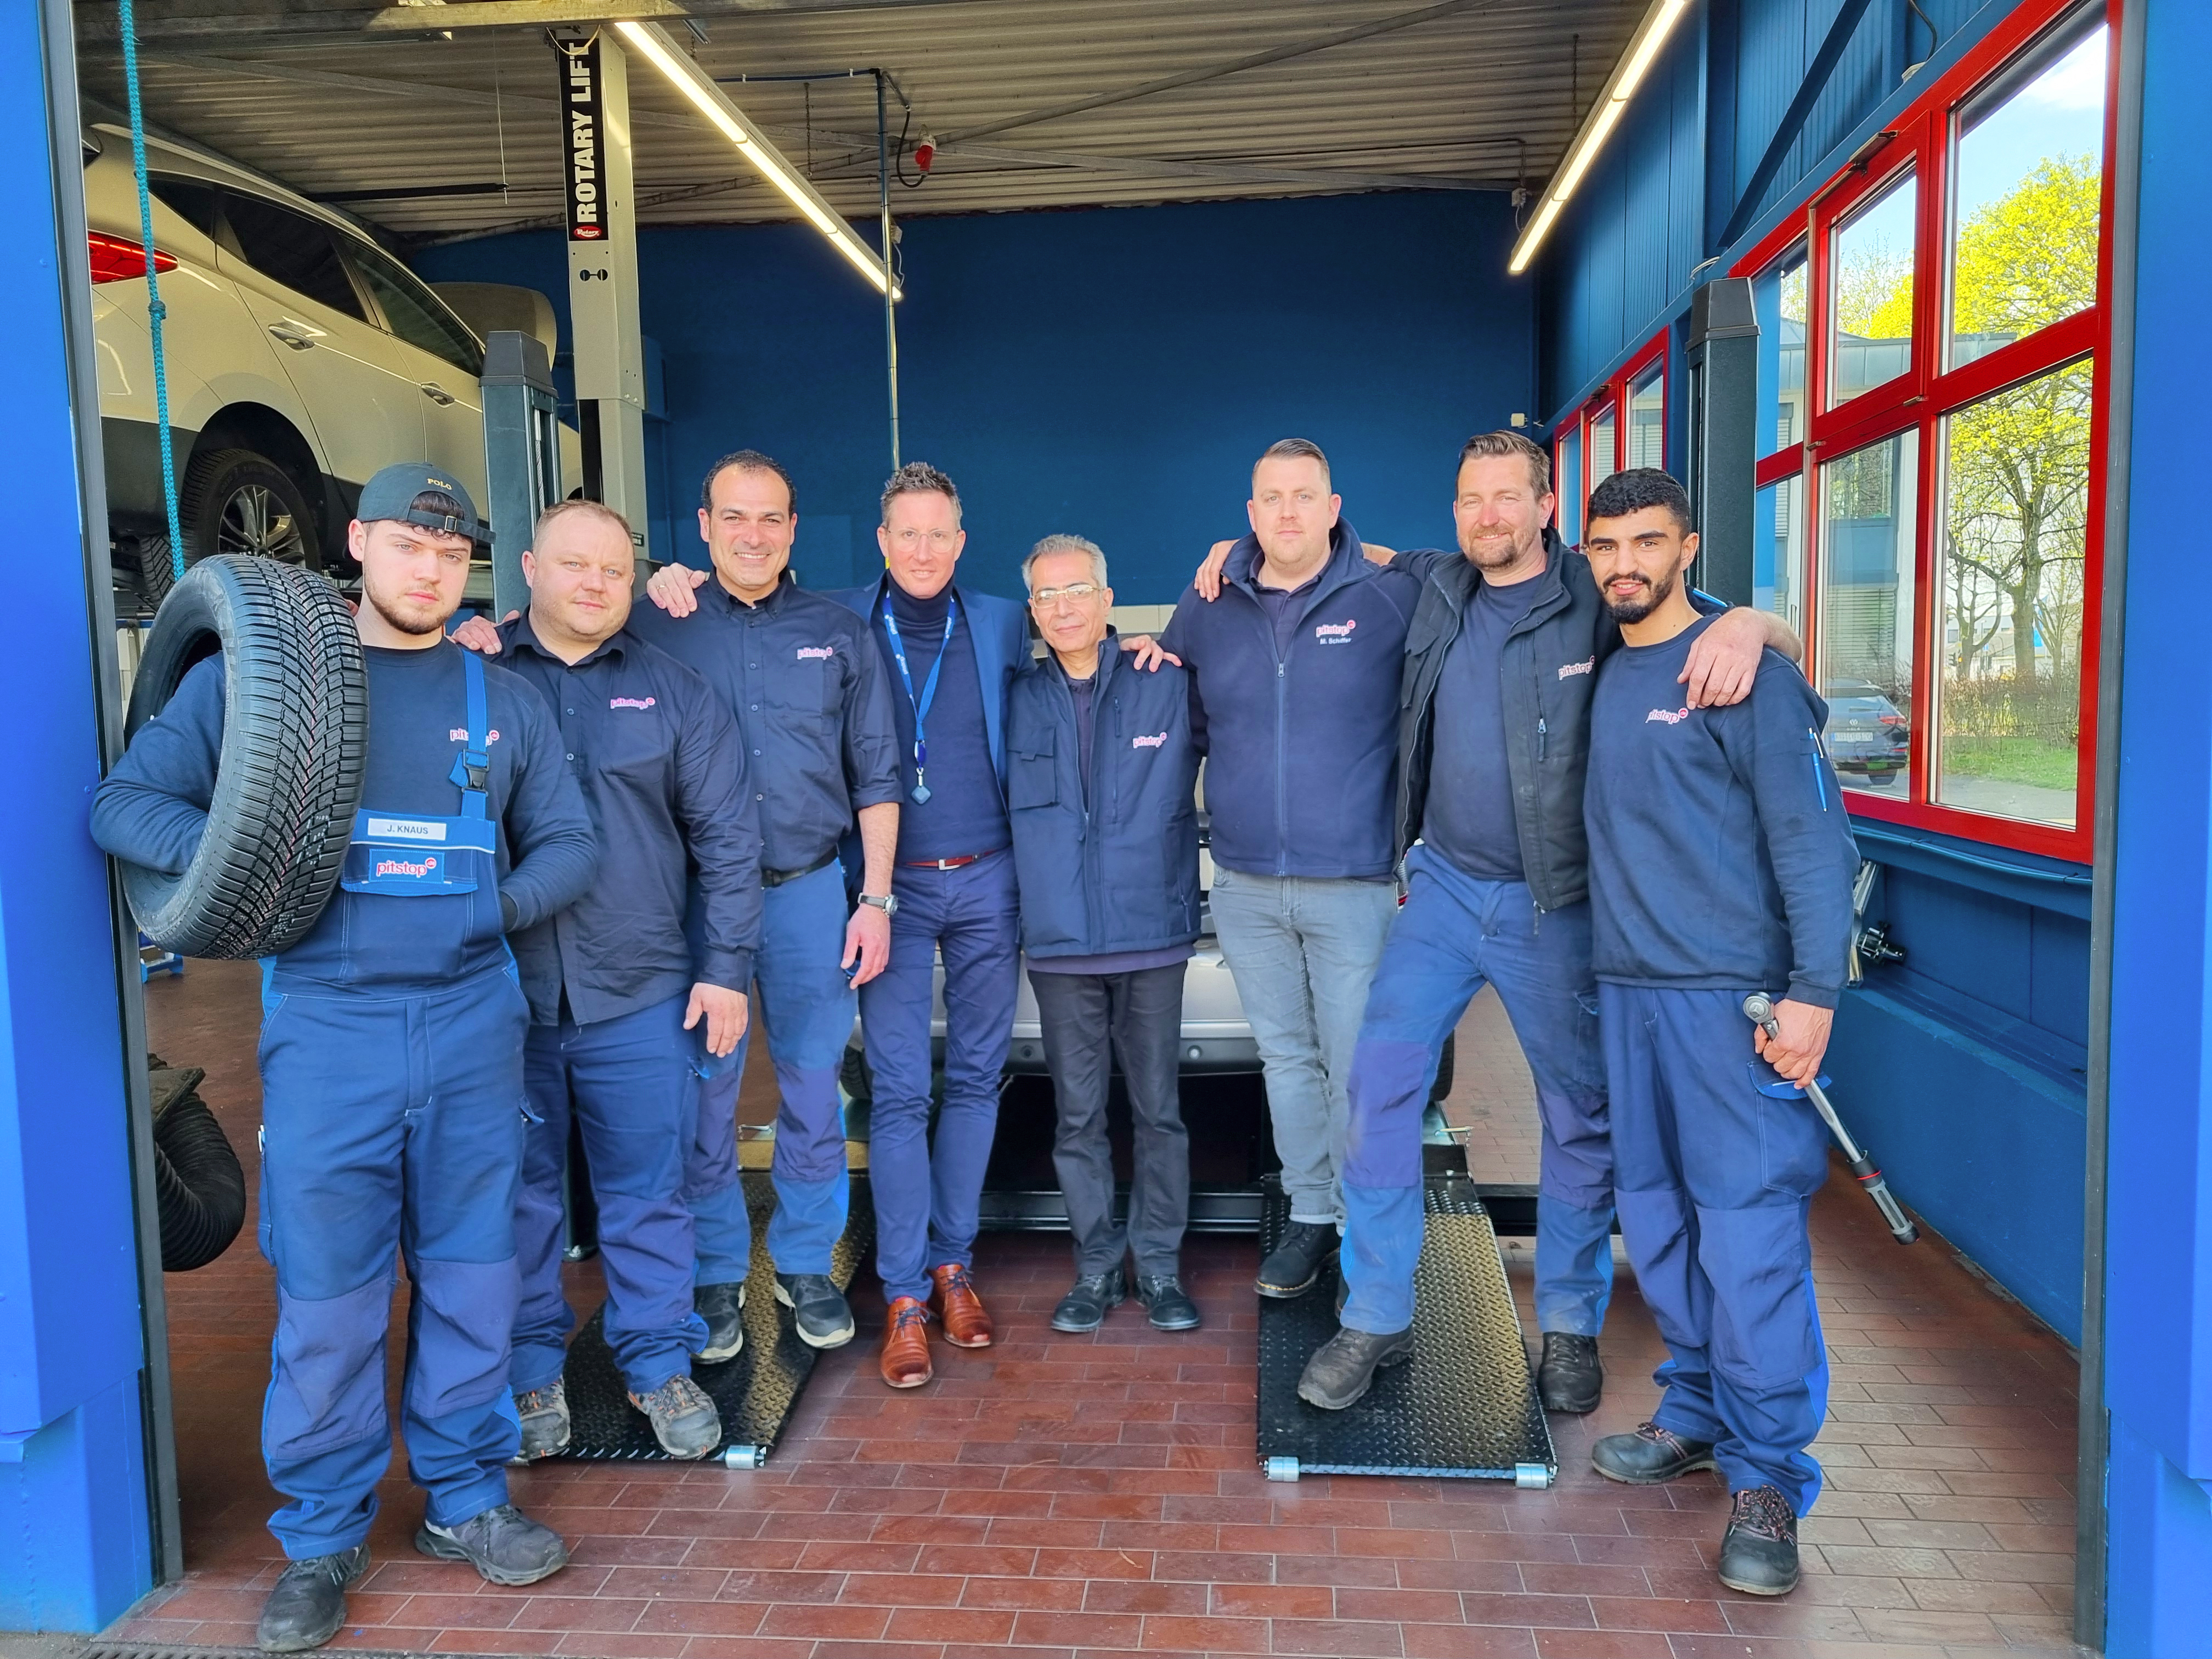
[365,816,448,843]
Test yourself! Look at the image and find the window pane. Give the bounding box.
[148,176,218,239]
[1829,170,1916,407]
[1556,428,1582,546]
[1754,472,1805,634]
[1754,253,1809,452]
[1949,26,2106,368]
[1588,404,1617,495]
[221,191,366,321]
[1933,360,2091,827]
[1819,431,1919,795]
[1628,364,1664,469]
[347,239,486,377]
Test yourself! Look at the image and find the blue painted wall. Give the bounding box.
[416,191,1534,604]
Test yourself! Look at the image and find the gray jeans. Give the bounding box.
[1208,867,1398,1224]
[1030,964,1190,1278]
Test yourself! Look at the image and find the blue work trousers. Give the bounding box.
[860,847,1020,1305]
[255,967,531,1559]
[1340,847,1613,1335]
[687,860,857,1282]
[1602,983,1830,1513]
[512,993,705,1397]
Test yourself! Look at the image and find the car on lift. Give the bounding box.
[81,123,568,608]
[1823,676,1911,786]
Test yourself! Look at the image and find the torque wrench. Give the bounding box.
[1742,992,1919,1245]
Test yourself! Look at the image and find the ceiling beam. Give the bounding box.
[76,0,979,48]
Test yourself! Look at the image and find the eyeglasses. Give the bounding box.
[1030,582,1101,607]
[888,527,959,550]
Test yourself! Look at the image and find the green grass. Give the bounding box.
[1939,735,2079,791]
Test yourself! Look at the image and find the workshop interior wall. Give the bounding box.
[414,189,1534,603]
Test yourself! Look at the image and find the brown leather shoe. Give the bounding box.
[928,1262,995,1348]
[879,1296,933,1389]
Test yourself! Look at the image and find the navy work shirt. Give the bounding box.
[872,579,1009,863]
[493,614,764,1026]
[1422,575,1546,882]
[626,573,901,874]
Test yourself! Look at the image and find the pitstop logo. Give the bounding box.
[449,729,503,743]
[1313,619,1357,645]
[1132,731,1168,749]
[796,646,836,661]
[1646,707,1691,725]
[375,855,439,878]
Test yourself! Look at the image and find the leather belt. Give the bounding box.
[900,850,997,871]
[761,849,838,888]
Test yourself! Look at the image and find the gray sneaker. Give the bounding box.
[511,1376,570,1462]
[415,1504,568,1586]
[256,1544,367,1652]
[776,1272,857,1348]
[629,1373,723,1459]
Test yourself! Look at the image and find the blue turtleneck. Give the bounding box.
[873,578,1008,862]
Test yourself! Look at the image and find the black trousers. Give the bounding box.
[1028,963,1191,1278]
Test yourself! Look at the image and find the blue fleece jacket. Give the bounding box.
[1158,523,1419,881]
[1585,616,1859,1009]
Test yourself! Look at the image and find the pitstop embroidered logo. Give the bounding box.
[375,855,439,878]
[448,729,503,742]
[1558,656,1595,680]
[609,696,656,710]
[1132,731,1169,749]
[796,646,836,661]
[1646,707,1692,725]
[1313,619,1357,645]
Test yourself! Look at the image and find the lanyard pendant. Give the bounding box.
[911,737,930,804]
[912,776,932,805]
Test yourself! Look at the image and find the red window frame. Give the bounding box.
[1555,329,1668,511]
[1731,0,2118,862]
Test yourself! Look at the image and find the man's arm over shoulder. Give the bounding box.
[91,655,227,874]
[493,672,596,930]
[670,666,762,990]
[1725,659,1859,1008]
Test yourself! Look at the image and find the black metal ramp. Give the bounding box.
[1255,1172,1556,1485]
[557,1171,872,1469]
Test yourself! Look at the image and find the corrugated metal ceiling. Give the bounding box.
[72,0,1643,246]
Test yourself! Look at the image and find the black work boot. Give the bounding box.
[1050,1268,1126,1333]
[776,1272,857,1348]
[511,1376,571,1462]
[1135,1273,1202,1331]
[1537,1331,1604,1414]
[693,1280,746,1363]
[628,1374,723,1459]
[256,1544,367,1652]
[415,1503,569,1586]
[1296,1325,1415,1410]
[1718,1485,1801,1595]
[1256,1220,1338,1299]
[1591,1421,1719,1485]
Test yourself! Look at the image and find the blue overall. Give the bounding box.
[687,859,857,1282]
[258,652,534,1556]
[1339,845,1613,1336]
[1602,983,1830,1513]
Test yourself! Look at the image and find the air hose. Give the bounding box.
[116,0,185,584]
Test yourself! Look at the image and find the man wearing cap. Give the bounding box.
[92,465,597,1653]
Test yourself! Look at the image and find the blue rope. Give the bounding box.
[117,0,184,584]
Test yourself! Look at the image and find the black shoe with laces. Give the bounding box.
[256,1544,367,1652]
[1135,1273,1202,1331]
[415,1503,569,1586]
[1050,1268,1126,1333]
[1537,1331,1604,1414]
[776,1272,856,1348]
[1590,1421,1719,1485]
[693,1280,746,1363]
[1718,1485,1801,1595]
[1296,1324,1415,1409]
[1256,1221,1338,1299]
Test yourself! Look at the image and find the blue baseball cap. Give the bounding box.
[354,461,486,544]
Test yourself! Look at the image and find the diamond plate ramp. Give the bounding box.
[1256,1173,1556,1482]
[558,1171,872,1464]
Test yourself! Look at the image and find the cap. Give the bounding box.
[354,462,487,544]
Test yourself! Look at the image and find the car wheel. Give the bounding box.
[149,448,323,607]
[121,555,368,958]
[1428,1033,1456,1104]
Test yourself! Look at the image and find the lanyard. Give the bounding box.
[880,589,958,804]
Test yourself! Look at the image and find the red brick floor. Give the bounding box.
[114,967,2082,1658]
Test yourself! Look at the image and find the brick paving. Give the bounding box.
[114,961,2082,1657]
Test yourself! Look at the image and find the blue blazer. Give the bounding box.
[828,576,1030,794]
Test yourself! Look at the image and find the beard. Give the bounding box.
[361,571,450,637]
[1601,562,1679,623]
[1460,526,1538,572]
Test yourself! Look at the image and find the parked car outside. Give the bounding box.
[1823,676,1910,785]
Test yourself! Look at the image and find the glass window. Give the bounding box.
[220,191,366,321]
[1776,256,1808,447]
[148,176,218,240]
[1933,359,2091,827]
[1949,25,2107,368]
[1819,431,1920,794]
[1829,169,1917,407]
[345,239,486,377]
[1555,427,1583,546]
[1754,472,1805,634]
[1588,404,1617,496]
[1628,363,1664,469]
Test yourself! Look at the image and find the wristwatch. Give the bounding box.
[858,891,900,917]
